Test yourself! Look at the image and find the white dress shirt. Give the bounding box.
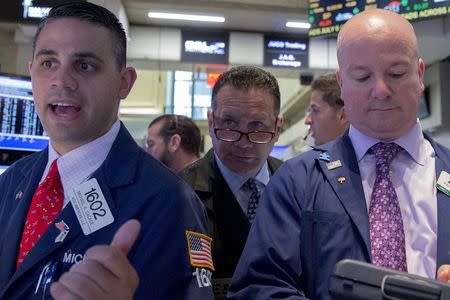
[41,120,120,208]
[214,153,270,216]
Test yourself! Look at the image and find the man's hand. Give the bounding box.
[50,219,141,300]
[437,264,450,283]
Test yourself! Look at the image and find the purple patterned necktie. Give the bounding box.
[369,142,407,272]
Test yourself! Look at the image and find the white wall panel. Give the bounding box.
[309,38,338,69]
[229,32,263,65]
[128,27,181,61]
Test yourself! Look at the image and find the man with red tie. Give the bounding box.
[0,2,214,299]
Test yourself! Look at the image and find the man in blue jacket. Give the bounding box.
[229,8,450,299]
[0,2,214,299]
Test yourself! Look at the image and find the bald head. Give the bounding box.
[335,8,425,141]
[337,9,419,64]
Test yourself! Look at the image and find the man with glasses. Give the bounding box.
[146,114,201,173]
[305,73,349,146]
[180,65,284,297]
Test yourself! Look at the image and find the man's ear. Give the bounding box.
[336,69,343,89]
[338,107,346,121]
[272,115,284,143]
[168,134,181,153]
[207,110,215,139]
[337,107,350,128]
[118,67,138,100]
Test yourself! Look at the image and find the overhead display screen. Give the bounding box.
[181,31,229,64]
[264,35,309,68]
[0,0,86,23]
[309,0,450,37]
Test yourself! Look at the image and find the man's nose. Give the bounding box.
[304,111,312,125]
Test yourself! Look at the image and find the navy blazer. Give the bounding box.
[228,133,450,300]
[0,124,214,299]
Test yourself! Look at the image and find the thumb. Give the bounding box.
[437,265,450,282]
[111,219,141,255]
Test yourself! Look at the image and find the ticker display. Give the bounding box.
[308,0,368,37]
[379,0,450,21]
[309,0,450,37]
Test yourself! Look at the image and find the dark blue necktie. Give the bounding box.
[244,178,261,223]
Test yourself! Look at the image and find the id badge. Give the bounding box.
[69,178,114,235]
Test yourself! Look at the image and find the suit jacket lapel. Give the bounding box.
[430,138,450,269]
[213,163,249,232]
[316,135,371,258]
[267,156,283,175]
[10,201,82,282]
[0,150,47,288]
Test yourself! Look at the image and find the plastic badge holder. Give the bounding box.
[329,259,450,300]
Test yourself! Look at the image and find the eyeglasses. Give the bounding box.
[214,128,275,144]
[212,113,277,144]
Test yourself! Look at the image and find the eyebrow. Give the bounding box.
[347,65,369,72]
[348,61,410,71]
[34,49,104,64]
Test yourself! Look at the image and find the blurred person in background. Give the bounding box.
[305,73,349,146]
[146,114,201,173]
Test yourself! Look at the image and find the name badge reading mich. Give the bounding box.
[69,178,114,235]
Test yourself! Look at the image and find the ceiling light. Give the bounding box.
[148,12,225,23]
[285,21,311,29]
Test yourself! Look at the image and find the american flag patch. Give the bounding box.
[186,231,214,271]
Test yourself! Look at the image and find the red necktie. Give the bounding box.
[16,160,64,268]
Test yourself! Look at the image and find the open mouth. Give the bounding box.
[50,103,81,119]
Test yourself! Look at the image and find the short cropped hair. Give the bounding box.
[211,66,281,114]
[311,74,344,108]
[32,2,127,70]
[149,115,201,157]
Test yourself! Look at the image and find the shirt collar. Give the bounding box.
[348,120,426,165]
[214,152,270,195]
[47,120,121,185]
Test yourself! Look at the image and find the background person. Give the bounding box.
[146,114,201,173]
[304,73,349,146]
[229,8,450,300]
[0,2,214,299]
[180,65,284,297]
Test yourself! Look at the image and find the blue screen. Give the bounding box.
[0,73,49,152]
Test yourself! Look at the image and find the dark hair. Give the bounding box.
[32,2,127,69]
[311,73,344,108]
[149,115,201,157]
[211,65,281,114]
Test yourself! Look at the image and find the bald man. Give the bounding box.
[229,8,450,299]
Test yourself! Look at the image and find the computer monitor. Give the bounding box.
[0,73,49,153]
